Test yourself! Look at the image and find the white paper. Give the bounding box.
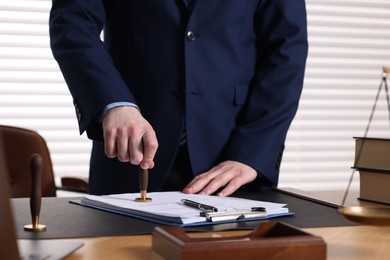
[84,191,289,225]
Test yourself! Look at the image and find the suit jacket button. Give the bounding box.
[77,112,81,121]
[186,31,196,41]
[73,100,82,121]
[175,88,186,98]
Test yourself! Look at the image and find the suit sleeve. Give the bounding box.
[49,0,135,140]
[223,0,308,186]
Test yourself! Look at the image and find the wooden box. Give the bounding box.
[152,222,326,260]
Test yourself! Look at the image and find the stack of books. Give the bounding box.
[353,137,390,205]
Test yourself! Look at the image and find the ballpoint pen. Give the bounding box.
[181,199,218,212]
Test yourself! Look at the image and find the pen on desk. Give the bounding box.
[181,199,218,212]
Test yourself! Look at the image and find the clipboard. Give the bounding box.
[202,207,268,222]
[72,192,292,226]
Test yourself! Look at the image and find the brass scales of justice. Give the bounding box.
[338,66,390,226]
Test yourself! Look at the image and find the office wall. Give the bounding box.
[0,0,389,191]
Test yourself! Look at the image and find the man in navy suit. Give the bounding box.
[49,0,308,196]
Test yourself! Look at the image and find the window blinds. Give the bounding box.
[1,0,390,190]
[0,0,91,180]
[279,0,390,190]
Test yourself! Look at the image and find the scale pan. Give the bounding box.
[338,206,390,226]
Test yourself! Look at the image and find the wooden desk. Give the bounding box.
[63,225,390,260]
[307,225,390,260]
[62,189,390,260]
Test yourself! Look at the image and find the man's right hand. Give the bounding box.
[102,106,158,170]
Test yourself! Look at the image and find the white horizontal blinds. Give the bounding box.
[0,1,91,179]
[279,0,390,190]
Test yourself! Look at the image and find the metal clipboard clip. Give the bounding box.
[203,207,268,222]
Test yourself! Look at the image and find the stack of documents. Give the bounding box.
[73,191,292,226]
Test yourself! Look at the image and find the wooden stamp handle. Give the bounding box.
[139,168,148,191]
[30,154,43,228]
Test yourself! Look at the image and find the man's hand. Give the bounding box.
[102,106,158,169]
[182,161,257,197]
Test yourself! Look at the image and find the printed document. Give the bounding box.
[75,191,291,226]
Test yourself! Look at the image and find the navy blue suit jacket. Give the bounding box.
[50,0,308,195]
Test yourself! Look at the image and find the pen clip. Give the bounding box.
[199,210,215,217]
[204,210,268,222]
[251,207,266,212]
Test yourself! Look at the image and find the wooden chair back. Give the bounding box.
[0,125,56,197]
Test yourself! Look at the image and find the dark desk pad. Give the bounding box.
[12,189,354,239]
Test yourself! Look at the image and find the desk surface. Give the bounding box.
[14,189,390,260]
[60,189,389,260]
[61,189,390,260]
[13,188,353,240]
[62,225,390,260]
